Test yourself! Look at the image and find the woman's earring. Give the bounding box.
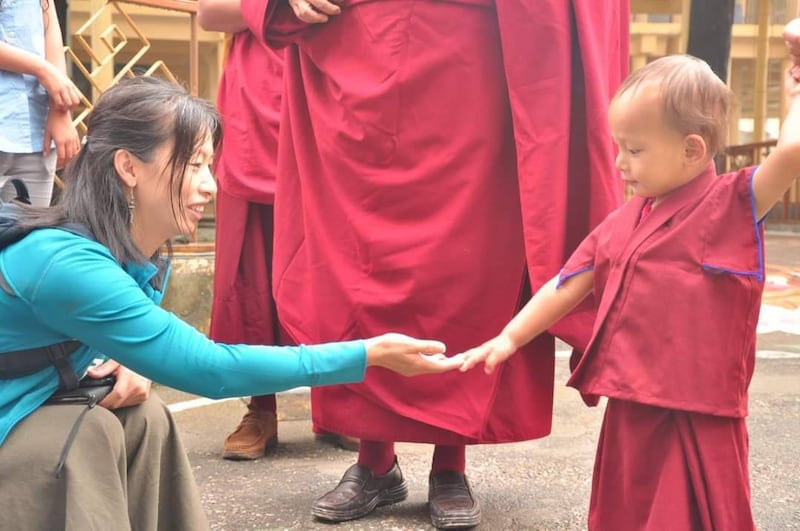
[128,190,136,225]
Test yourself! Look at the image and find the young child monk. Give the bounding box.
[458,23,800,531]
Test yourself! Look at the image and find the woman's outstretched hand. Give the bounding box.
[364,333,460,376]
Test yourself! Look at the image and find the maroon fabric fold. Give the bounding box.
[589,399,755,531]
[263,0,628,443]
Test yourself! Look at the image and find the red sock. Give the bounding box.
[357,440,395,476]
[431,444,466,474]
[250,394,277,412]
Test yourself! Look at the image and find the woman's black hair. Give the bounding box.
[19,76,221,264]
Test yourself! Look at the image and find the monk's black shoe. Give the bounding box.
[311,459,408,522]
[428,471,482,529]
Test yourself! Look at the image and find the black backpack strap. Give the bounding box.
[0,340,82,390]
[47,342,82,391]
[0,239,85,389]
[0,201,91,389]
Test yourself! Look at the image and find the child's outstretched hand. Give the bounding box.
[364,333,461,376]
[784,18,800,93]
[785,18,800,63]
[458,333,517,375]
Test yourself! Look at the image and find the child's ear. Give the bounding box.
[683,134,708,163]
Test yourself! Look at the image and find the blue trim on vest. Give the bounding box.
[748,166,765,283]
[699,166,763,282]
[557,265,593,289]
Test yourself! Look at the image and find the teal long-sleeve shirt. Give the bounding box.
[0,228,367,445]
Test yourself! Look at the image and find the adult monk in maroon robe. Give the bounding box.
[197,1,285,461]
[199,0,357,461]
[198,1,282,461]
[240,0,629,527]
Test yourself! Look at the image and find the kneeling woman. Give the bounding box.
[0,77,458,531]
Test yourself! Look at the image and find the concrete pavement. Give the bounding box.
[160,232,800,530]
[164,358,800,530]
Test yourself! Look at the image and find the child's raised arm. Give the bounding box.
[459,269,594,374]
[752,18,800,219]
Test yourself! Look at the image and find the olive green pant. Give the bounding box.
[0,393,208,530]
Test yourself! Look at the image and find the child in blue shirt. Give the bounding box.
[0,0,80,206]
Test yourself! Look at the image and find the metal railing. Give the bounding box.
[722,139,800,225]
[623,139,799,224]
[722,140,776,173]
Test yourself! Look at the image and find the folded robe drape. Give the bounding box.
[209,32,283,349]
[241,0,629,443]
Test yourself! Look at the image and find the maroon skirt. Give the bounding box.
[589,398,755,531]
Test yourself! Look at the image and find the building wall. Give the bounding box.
[64,0,799,144]
[630,0,800,144]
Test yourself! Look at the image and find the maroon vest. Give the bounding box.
[562,165,764,417]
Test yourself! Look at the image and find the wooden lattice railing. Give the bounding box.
[66,0,199,132]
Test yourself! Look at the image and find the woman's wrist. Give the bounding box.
[363,337,379,367]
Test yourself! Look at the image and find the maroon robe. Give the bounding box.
[560,166,761,529]
[209,31,283,348]
[241,0,628,443]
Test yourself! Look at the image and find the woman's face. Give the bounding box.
[173,135,216,236]
[131,134,216,250]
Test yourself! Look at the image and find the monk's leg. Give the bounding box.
[429,444,481,528]
[311,440,407,522]
[212,190,280,460]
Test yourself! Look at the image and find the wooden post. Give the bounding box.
[54,0,69,45]
[687,0,735,81]
[189,13,199,97]
[752,0,771,144]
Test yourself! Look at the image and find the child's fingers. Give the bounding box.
[67,85,82,108]
[43,131,52,155]
[791,64,800,83]
[63,138,78,166]
[484,352,500,374]
[785,19,800,43]
[56,139,66,168]
[785,19,800,61]
[484,348,512,375]
[458,346,487,372]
